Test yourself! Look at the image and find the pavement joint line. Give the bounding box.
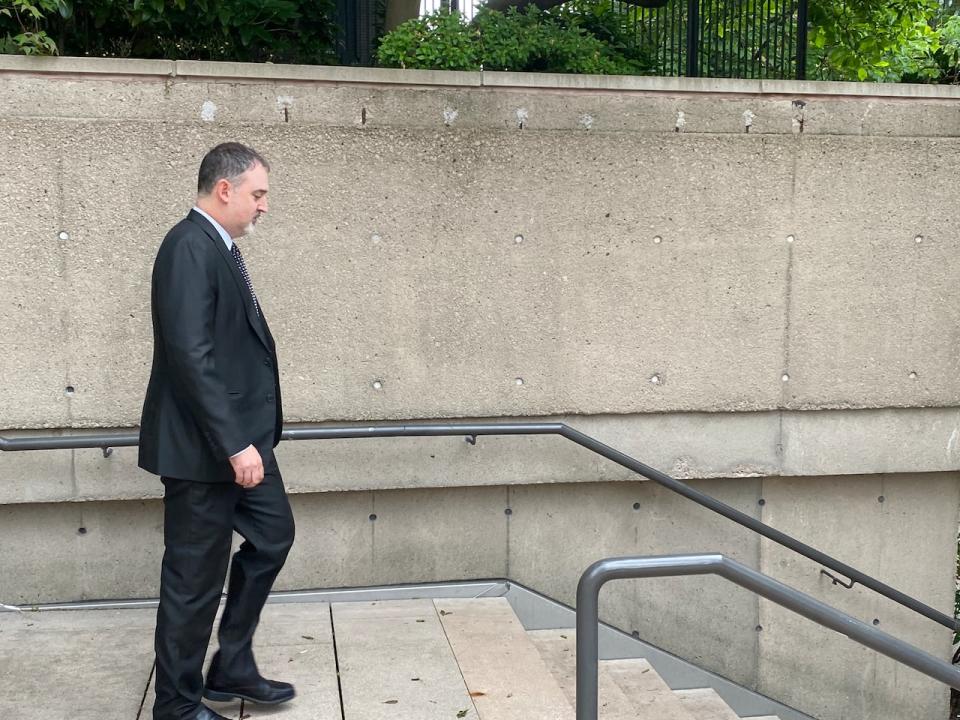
[135,661,155,720]
[432,599,482,720]
[328,603,346,720]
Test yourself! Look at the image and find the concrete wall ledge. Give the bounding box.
[3,55,960,100]
[2,407,959,505]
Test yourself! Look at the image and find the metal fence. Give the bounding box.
[421,0,483,21]
[420,0,808,79]
[616,0,808,79]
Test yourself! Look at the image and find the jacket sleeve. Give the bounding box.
[153,234,248,459]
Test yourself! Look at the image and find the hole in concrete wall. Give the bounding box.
[758,498,766,506]
[755,624,763,632]
[632,502,641,510]
[915,235,923,244]
[786,235,795,243]
[504,508,513,516]
[369,513,377,521]
[65,386,75,396]
[908,372,918,380]
[631,630,640,638]
[77,527,87,535]
[372,380,383,390]
[58,231,69,241]
[781,374,790,382]
[877,495,885,503]
[653,236,662,244]
[872,618,881,626]
[514,234,524,244]
[515,378,524,386]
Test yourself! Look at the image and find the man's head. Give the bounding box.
[196,142,270,239]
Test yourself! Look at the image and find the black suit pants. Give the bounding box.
[153,452,295,720]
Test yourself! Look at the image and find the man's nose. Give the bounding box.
[259,198,268,214]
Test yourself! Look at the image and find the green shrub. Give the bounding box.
[377,5,655,75]
[376,8,480,70]
[1,0,67,55]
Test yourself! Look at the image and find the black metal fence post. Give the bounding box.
[796,0,809,79]
[685,0,700,76]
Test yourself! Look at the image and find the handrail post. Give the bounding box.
[575,562,604,720]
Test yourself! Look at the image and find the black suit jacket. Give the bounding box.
[139,210,282,483]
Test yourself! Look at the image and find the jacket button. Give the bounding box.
[266,394,275,403]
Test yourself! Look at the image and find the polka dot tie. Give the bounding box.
[231,242,260,317]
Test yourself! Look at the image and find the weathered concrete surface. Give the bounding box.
[0,60,958,720]
[0,607,155,719]
[245,603,341,720]
[757,473,960,720]
[1,65,960,429]
[529,630,641,717]
[0,498,164,604]
[788,137,960,408]
[333,599,476,719]
[0,473,954,720]
[507,478,763,688]
[435,597,572,719]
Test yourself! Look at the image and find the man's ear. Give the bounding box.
[213,178,232,203]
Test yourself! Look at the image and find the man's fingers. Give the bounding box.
[229,446,264,488]
[235,461,263,488]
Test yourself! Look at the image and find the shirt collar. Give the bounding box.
[192,206,233,250]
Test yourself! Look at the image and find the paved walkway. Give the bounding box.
[0,598,771,720]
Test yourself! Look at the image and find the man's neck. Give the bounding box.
[194,200,231,237]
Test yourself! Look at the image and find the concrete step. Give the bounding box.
[436,597,574,720]
[605,658,696,720]
[529,628,695,720]
[528,629,638,719]
[674,687,742,719]
[332,598,477,719]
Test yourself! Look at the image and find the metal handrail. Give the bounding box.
[574,554,960,720]
[1,421,955,631]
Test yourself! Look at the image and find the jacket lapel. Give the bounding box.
[187,210,271,352]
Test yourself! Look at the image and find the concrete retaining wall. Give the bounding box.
[1,56,959,720]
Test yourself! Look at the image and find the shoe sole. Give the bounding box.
[203,688,296,705]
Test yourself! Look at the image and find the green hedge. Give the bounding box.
[377,5,655,75]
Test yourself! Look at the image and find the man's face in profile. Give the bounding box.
[224,162,269,238]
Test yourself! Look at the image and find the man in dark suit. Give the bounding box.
[139,142,296,720]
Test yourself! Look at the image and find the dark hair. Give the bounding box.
[197,142,270,195]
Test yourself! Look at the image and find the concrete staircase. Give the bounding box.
[0,593,788,720]
[327,596,779,720]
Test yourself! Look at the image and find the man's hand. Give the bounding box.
[229,445,264,489]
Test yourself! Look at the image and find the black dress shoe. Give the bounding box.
[204,675,296,705]
[195,707,230,720]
